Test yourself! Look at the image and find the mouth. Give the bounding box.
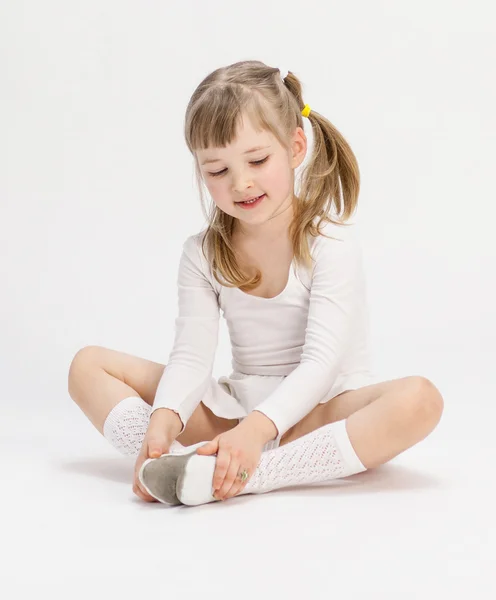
[235,194,266,209]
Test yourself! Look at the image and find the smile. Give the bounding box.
[235,194,266,209]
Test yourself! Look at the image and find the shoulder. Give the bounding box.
[183,231,206,267]
[182,230,204,257]
[310,220,363,270]
[181,230,220,288]
[294,221,363,291]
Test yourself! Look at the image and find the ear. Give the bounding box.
[290,126,307,170]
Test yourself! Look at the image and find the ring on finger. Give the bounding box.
[237,468,249,483]
[224,469,249,498]
[215,455,238,499]
[226,475,249,499]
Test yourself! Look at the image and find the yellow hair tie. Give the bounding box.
[301,104,311,118]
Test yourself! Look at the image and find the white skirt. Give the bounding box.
[202,370,380,450]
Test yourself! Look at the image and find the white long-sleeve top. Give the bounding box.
[151,220,374,438]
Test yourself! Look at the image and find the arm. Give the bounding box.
[151,234,220,434]
[243,228,366,441]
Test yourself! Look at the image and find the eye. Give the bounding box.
[208,156,269,178]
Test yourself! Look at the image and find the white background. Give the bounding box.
[2,1,495,598]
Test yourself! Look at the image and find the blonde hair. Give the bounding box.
[184,59,360,290]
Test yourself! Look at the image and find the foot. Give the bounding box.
[138,442,213,506]
[176,452,218,506]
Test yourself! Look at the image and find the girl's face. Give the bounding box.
[196,114,307,235]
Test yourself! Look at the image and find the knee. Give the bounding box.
[67,345,103,393]
[69,345,103,371]
[404,376,444,426]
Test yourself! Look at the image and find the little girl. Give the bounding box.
[68,60,444,506]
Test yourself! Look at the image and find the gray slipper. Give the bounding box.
[138,442,210,505]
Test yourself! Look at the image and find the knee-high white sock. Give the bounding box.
[240,418,366,495]
[102,396,184,457]
[174,419,368,506]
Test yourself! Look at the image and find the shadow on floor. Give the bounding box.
[271,462,448,497]
[58,455,448,499]
[58,456,134,484]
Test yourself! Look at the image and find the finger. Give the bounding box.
[133,468,156,502]
[133,482,156,503]
[224,467,250,499]
[147,438,169,458]
[216,454,240,500]
[133,460,156,503]
[135,486,152,502]
[196,437,218,456]
[211,449,231,497]
[138,480,157,502]
[224,478,244,500]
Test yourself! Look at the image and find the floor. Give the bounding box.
[3,376,494,599]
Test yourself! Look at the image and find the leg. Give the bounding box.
[67,345,238,447]
[280,376,444,468]
[143,375,444,506]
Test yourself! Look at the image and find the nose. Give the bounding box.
[231,169,254,196]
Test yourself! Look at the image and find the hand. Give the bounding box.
[132,408,183,502]
[196,422,266,501]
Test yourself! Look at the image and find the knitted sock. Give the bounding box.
[242,418,366,495]
[174,418,367,505]
[102,396,184,457]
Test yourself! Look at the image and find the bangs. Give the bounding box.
[187,87,286,152]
